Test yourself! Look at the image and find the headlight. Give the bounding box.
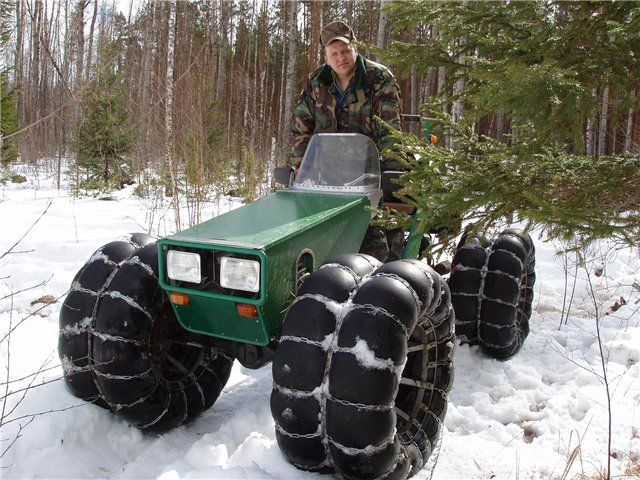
[220,257,260,293]
[167,250,201,283]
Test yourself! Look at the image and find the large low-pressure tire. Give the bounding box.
[59,236,233,432]
[271,254,455,480]
[448,228,536,359]
[58,233,156,406]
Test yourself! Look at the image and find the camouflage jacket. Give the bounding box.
[290,54,401,167]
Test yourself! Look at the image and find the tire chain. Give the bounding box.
[271,254,455,480]
[449,229,536,359]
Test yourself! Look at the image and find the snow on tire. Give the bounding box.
[271,254,455,479]
[90,242,233,432]
[58,233,155,405]
[448,228,536,359]
[59,236,233,431]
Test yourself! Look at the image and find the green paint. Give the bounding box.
[165,190,370,249]
[173,296,270,346]
[158,190,371,344]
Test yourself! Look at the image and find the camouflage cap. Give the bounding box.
[320,21,356,47]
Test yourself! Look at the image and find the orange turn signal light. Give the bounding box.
[170,292,190,306]
[237,303,258,318]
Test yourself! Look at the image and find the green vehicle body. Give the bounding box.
[157,133,425,364]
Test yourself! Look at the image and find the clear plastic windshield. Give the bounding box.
[293,133,381,193]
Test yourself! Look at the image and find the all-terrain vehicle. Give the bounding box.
[59,133,535,479]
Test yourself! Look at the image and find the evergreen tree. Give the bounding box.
[75,71,133,191]
[0,1,19,165]
[384,1,640,152]
[0,73,19,165]
[377,1,640,251]
[378,111,640,255]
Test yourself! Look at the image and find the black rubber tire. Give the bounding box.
[271,254,455,480]
[58,233,156,406]
[59,236,233,432]
[448,228,536,359]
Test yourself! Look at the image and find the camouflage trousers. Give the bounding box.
[359,226,405,263]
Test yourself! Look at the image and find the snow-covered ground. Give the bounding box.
[1,166,639,479]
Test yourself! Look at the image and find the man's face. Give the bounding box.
[324,41,357,78]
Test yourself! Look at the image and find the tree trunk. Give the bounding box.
[586,88,597,156]
[410,66,418,115]
[73,0,85,166]
[140,0,157,163]
[216,0,228,102]
[74,0,84,92]
[164,0,178,220]
[84,0,97,81]
[281,0,298,154]
[496,110,505,143]
[309,0,321,70]
[16,0,26,122]
[376,0,387,60]
[598,84,609,157]
[451,38,467,126]
[624,90,635,153]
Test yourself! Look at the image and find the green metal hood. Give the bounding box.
[166,190,370,249]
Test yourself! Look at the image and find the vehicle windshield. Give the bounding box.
[292,133,380,193]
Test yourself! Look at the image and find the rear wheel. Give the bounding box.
[448,228,536,359]
[271,254,455,479]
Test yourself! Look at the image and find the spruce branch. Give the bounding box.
[376,110,640,254]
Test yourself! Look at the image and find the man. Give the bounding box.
[290,21,403,262]
[290,21,402,169]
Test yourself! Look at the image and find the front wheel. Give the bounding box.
[59,237,233,432]
[271,254,455,479]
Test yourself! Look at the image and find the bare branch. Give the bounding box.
[0,276,53,301]
[0,362,69,386]
[0,417,35,461]
[2,297,14,426]
[585,265,612,480]
[0,200,52,261]
[1,402,88,429]
[1,250,35,256]
[2,352,56,420]
[0,290,70,345]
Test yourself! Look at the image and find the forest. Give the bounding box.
[1,0,639,240]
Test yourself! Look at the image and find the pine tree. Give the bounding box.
[377,1,640,251]
[0,73,19,165]
[75,71,133,191]
[0,1,19,165]
[384,1,640,153]
[379,111,640,255]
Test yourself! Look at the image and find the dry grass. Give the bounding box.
[30,295,56,305]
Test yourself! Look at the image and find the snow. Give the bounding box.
[1,167,639,479]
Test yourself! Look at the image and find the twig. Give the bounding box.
[0,417,35,461]
[0,276,53,301]
[0,290,70,345]
[2,296,14,427]
[1,249,35,256]
[585,266,612,480]
[0,362,69,386]
[545,340,604,382]
[2,352,55,420]
[0,200,52,260]
[0,402,88,428]
[564,251,579,326]
[559,251,569,330]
